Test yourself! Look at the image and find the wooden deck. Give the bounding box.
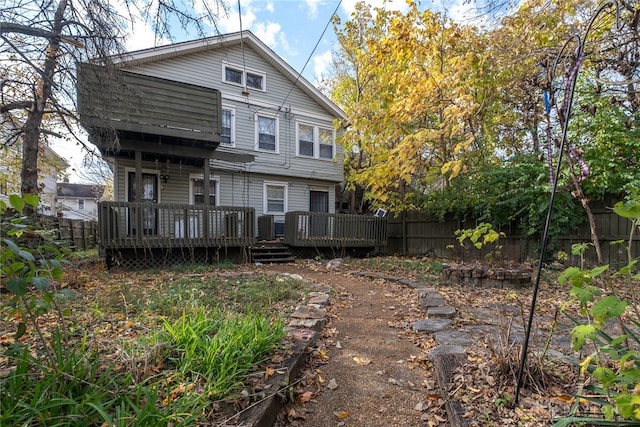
[98,202,255,250]
[98,204,388,268]
[284,211,387,248]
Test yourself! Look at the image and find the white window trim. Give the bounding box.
[124,168,161,203]
[222,62,266,92]
[296,121,336,160]
[255,114,279,153]
[221,105,236,147]
[263,181,288,215]
[189,174,220,206]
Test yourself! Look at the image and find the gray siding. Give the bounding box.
[114,158,335,237]
[121,44,344,184]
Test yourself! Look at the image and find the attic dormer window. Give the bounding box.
[223,62,266,91]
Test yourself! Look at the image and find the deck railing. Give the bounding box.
[98,201,255,249]
[284,211,387,248]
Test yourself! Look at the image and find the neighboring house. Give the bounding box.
[0,143,68,216]
[77,30,386,266]
[56,182,105,221]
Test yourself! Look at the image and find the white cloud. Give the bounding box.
[252,21,282,47]
[305,0,321,19]
[312,50,333,81]
[265,1,275,13]
[124,14,167,51]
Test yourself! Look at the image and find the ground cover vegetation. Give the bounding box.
[339,238,639,425]
[1,196,309,426]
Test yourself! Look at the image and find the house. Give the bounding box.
[56,182,105,221]
[77,30,386,267]
[0,143,68,216]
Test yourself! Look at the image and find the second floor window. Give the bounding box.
[257,115,277,152]
[221,107,235,146]
[78,199,85,210]
[297,123,335,160]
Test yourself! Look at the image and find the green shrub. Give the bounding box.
[556,196,640,424]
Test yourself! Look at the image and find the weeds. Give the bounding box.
[162,307,285,399]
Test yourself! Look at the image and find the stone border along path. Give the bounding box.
[239,269,508,427]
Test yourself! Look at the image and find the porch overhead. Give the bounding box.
[77,63,223,161]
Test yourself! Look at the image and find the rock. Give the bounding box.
[433,330,474,347]
[291,306,326,319]
[326,258,343,269]
[413,318,453,333]
[420,294,446,309]
[428,345,465,361]
[308,294,330,306]
[289,318,326,331]
[427,305,457,319]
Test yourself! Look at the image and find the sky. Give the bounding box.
[55,0,489,181]
[124,0,487,86]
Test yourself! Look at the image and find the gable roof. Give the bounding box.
[113,30,346,121]
[57,182,104,199]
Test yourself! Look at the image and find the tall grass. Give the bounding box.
[162,307,285,398]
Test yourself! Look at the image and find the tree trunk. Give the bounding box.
[20,0,67,200]
[567,160,603,264]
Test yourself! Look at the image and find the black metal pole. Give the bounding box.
[514,0,620,404]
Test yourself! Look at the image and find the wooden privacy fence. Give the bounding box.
[57,218,97,251]
[387,207,640,268]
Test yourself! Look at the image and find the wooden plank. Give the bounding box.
[77,63,222,144]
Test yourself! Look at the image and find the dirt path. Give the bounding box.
[264,261,443,427]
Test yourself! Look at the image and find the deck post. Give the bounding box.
[203,160,210,240]
[135,150,143,245]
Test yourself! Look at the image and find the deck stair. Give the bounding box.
[251,242,295,263]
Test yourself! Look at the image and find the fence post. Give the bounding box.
[402,211,407,256]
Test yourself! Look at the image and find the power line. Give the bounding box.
[277,0,342,111]
[237,0,248,92]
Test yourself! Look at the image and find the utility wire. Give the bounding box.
[278,0,342,110]
[238,0,247,91]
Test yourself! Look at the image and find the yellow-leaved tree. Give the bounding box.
[331,1,490,212]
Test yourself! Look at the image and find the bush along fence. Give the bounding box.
[385,201,639,268]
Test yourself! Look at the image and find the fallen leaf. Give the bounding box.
[335,411,349,419]
[353,356,372,365]
[298,391,313,403]
[264,366,275,380]
[555,394,574,403]
[433,413,447,422]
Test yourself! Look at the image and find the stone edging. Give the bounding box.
[241,269,471,426]
[239,283,330,426]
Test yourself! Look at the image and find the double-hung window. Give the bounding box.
[256,115,278,152]
[191,176,219,205]
[221,107,235,146]
[297,123,335,160]
[263,182,287,214]
[78,199,85,210]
